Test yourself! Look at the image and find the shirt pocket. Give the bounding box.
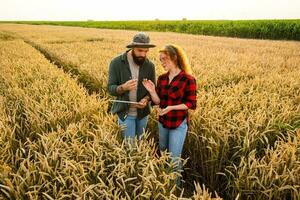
[168,85,184,100]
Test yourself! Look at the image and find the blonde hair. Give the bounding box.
[159,44,193,75]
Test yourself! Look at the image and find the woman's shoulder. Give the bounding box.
[181,71,196,81]
[158,72,169,80]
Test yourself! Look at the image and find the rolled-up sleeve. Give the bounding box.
[184,77,197,110]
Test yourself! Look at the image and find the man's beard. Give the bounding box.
[132,50,146,66]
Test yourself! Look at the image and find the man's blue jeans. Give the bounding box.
[158,119,188,186]
[118,115,148,140]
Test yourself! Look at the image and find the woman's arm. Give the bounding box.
[159,104,187,115]
[142,79,160,105]
[159,76,197,116]
[149,90,160,105]
[169,104,188,110]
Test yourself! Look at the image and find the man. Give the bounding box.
[108,32,156,141]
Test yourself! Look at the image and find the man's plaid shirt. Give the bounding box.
[156,71,197,129]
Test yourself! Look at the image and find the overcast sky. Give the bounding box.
[1,0,300,21]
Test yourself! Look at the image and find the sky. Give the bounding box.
[0,0,300,21]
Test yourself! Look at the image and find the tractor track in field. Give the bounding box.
[5,30,107,97]
[24,39,106,96]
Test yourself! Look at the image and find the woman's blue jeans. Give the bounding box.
[158,119,188,186]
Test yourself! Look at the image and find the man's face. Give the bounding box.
[132,47,149,66]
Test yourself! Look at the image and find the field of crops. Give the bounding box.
[3,19,300,41]
[0,23,299,199]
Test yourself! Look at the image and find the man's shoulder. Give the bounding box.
[111,53,123,62]
[144,58,155,69]
[110,52,126,66]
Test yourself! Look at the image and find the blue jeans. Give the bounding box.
[158,119,187,187]
[118,115,148,140]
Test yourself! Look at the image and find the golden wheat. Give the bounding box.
[1,23,299,199]
[0,39,211,199]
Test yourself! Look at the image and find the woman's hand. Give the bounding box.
[158,106,173,116]
[142,79,155,93]
[142,79,160,105]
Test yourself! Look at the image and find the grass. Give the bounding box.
[1,19,300,40]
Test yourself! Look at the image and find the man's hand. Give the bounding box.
[122,79,138,91]
[133,97,149,109]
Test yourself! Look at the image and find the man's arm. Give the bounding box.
[107,60,120,97]
[108,60,137,96]
[115,84,126,95]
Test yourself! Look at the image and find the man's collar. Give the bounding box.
[121,49,131,62]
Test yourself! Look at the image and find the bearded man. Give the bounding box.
[107,32,156,141]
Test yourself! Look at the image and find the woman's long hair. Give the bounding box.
[159,44,193,75]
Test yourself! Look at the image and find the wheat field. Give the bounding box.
[0,24,299,200]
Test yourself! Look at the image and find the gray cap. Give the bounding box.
[126,32,156,48]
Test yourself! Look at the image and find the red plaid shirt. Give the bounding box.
[156,71,197,129]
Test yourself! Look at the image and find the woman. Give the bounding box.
[142,44,197,186]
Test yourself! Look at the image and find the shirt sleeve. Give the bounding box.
[107,60,120,96]
[184,76,197,110]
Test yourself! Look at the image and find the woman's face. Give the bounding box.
[159,52,176,71]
